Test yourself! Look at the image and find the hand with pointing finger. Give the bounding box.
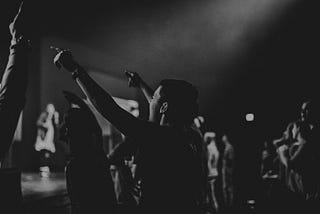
[9,2,27,44]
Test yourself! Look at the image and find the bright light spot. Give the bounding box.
[246,113,254,121]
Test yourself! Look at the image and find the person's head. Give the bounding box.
[60,92,103,156]
[60,108,102,155]
[222,134,229,144]
[46,103,55,114]
[204,132,216,145]
[149,79,198,127]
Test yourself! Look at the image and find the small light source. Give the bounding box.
[245,113,254,121]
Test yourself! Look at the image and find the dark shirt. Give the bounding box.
[131,124,201,213]
[66,155,117,214]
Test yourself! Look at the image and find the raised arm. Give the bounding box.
[124,70,154,103]
[53,50,153,139]
[0,2,31,160]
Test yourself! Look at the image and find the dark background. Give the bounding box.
[1,0,319,136]
[0,0,319,205]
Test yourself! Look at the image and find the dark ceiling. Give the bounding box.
[1,0,319,137]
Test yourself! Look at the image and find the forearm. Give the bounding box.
[74,66,122,117]
[72,66,140,137]
[0,39,30,160]
[139,80,154,103]
[0,39,30,105]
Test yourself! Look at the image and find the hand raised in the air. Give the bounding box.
[124,70,142,88]
[52,48,78,72]
[9,2,27,42]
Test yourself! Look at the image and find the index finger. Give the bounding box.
[13,1,24,22]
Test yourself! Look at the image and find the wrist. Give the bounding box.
[10,35,31,51]
[71,66,86,79]
[62,59,80,73]
[139,79,147,88]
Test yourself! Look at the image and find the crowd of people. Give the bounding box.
[260,100,320,214]
[0,2,319,214]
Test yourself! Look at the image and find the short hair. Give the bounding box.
[159,79,199,126]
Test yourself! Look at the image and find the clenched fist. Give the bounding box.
[124,70,142,88]
[53,49,78,72]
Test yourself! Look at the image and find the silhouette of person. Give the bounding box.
[205,132,219,213]
[34,103,59,176]
[0,2,31,212]
[275,100,320,213]
[221,134,235,210]
[60,91,117,214]
[53,50,203,213]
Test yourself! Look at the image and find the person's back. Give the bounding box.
[61,92,117,214]
[137,125,202,213]
[66,156,116,214]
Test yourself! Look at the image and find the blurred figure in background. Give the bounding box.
[205,132,219,213]
[271,100,320,213]
[221,134,235,213]
[261,139,278,180]
[192,115,209,212]
[34,103,59,177]
[260,138,279,205]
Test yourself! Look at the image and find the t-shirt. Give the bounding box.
[207,141,219,178]
[66,155,117,214]
[130,122,203,213]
